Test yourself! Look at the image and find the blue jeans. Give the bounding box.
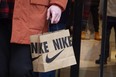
[49,23,66,32]
[39,71,55,77]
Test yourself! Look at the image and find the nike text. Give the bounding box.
[30,36,72,54]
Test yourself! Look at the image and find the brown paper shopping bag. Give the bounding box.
[30,29,77,72]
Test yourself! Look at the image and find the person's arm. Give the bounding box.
[47,0,68,24]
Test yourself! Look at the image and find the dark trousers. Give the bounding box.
[9,44,33,77]
[90,1,99,32]
[0,19,12,77]
[104,16,116,59]
[0,19,33,77]
[82,0,100,32]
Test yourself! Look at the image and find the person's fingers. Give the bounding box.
[48,5,62,24]
[47,9,50,20]
[51,11,57,24]
[53,14,61,24]
[51,10,61,24]
[55,16,61,23]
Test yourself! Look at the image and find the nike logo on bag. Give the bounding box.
[46,49,64,63]
[32,55,41,61]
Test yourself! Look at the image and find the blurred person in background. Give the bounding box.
[81,0,101,40]
[95,0,116,64]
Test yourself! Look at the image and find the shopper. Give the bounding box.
[81,0,101,40]
[95,0,116,64]
[0,0,67,77]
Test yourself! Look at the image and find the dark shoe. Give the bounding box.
[95,59,107,64]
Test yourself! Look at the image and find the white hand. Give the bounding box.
[47,5,62,24]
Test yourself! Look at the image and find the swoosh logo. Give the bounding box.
[32,55,41,61]
[46,49,64,63]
